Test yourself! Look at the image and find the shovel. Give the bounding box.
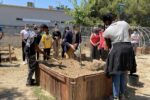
[47,57,62,65]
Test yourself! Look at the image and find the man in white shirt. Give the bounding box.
[20,24,30,64]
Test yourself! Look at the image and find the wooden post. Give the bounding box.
[8,44,12,63]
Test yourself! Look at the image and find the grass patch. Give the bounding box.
[33,86,55,100]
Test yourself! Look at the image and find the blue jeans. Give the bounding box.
[112,72,127,97]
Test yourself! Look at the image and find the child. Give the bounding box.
[41,26,52,60]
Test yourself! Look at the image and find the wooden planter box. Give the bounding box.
[136,47,150,55]
[136,47,143,55]
[142,47,150,54]
[37,63,112,100]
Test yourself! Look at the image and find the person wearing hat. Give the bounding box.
[103,13,137,100]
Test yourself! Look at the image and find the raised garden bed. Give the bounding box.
[136,47,150,55]
[36,59,112,100]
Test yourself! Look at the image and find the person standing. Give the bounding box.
[63,25,81,58]
[41,26,52,60]
[52,28,61,58]
[90,27,100,60]
[103,13,137,100]
[20,24,30,64]
[61,26,69,58]
[131,29,140,55]
[98,26,109,61]
[25,24,49,86]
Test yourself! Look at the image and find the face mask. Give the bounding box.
[25,28,29,31]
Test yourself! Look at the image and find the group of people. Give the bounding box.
[19,12,139,100]
[20,24,81,86]
[89,13,138,100]
[90,25,109,61]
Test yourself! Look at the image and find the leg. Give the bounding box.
[26,55,37,85]
[47,48,50,60]
[22,41,26,61]
[90,44,94,59]
[43,49,46,60]
[53,40,57,58]
[120,72,127,95]
[36,51,39,60]
[61,43,65,58]
[112,74,121,98]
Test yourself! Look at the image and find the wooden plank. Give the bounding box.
[55,80,61,100]
[39,64,66,83]
[84,72,104,81]
[61,78,69,100]
[45,73,49,92]
[40,70,44,89]
[75,77,87,100]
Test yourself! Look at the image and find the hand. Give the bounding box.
[70,44,75,50]
[55,36,59,40]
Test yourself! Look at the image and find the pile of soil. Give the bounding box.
[43,59,106,78]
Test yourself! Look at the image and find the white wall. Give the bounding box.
[0,4,72,26]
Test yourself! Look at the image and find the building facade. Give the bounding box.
[0,4,72,27]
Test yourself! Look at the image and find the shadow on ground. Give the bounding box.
[0,88,26,100]
[127,86,150,100]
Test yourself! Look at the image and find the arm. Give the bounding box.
[63,32,71,47]
[20,30,24,41]
[90,33,95,46]
[41,35,45,45]
[58,31,61,39]
[104,38,111,49]
[52,32,56,40]
[90,33,99,46]
[103,28,112,49]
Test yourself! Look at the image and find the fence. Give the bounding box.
[0,25,91,48]
[137,26,150,47]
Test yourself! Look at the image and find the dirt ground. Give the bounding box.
[0,48,150,100]
[0,48,37,100]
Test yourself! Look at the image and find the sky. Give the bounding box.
[1,0,80,9]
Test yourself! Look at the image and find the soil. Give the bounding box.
[0,48,150,100]
[43,59,105,78]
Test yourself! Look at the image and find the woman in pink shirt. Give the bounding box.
[90,27,100,59]
[98,27,109,61]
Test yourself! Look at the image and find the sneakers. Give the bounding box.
[26,79,36,86]
[119,94,127,100]
[114,97,119,100]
